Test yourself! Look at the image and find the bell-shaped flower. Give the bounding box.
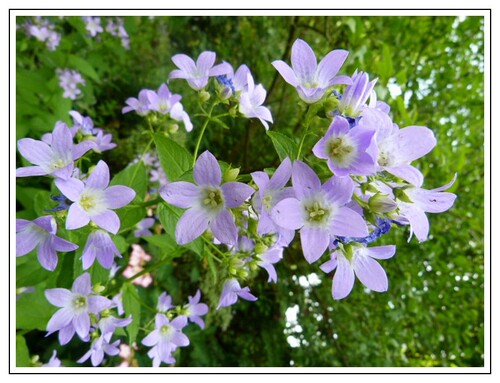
[238,73,273,130]
[180,290,209,329]
[257,246,284,283]
[160,150,254,246]
[134,218,155,237]
[271,161,368,264]
[157,292,174,312]
[45,273,112,345]
[122,89,151,115]
[81,229,122,270]
[217,279,258,309]
[16,215,78,271]
[169,51,232,90]
[55,160,136,234]
[321,244,396,300]
[77,332,120,367]
[312,116,377,176]
[272,38,351,103]
[338,70,378,117]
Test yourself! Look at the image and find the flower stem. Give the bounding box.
[296,105,312,160]
[192,102,217,167]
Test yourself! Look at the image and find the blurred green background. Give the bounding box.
[16,15,484,367]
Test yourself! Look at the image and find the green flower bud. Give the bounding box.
[254,243,268,255]
[368,192,398,213]
[393,187,413,203]
[223,167,240,183]
[199,90,211,103]
[93,283,105,294]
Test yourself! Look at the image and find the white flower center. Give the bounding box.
[326,135,356,168]
[78,188,106,215]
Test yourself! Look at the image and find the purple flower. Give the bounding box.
[81,230,122,270]
[312,116,377,176]
[160,151,254,246]
[251,157,295,238]
[77,333,120,367]
[391,175,457,242]
[359,107,437,187]
[42,350,62,367]
[321,244,396,299]
[271,161,368,264]
[55,160,135,234]
[272,39,351,103]
[70,110,95,135]
[217,279,257,309]
[57,69,85,100]
[157,292,174,312]
[134,218,155,237]
[82,16,103,37]
[45,273,112,345]
[92,128,117,153]
[122,89,151,115]
[142,314,190,367]
[238,73,273,130]
[181,290,209,329]
[16,122,93,179]
[16,216,78,271]
[169,51,232,90]
[146,83,182,114]
[217,64,251,98]
[169,102,193,132]
[98,315,133,336]
[338,70,378,117]
[257,246,283,283]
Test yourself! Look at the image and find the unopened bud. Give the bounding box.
[167,123,179,134]
[199,90,211,103]
[93,284,105,293]
[229,105,238,118]
[393,188,413,203]
[223,167,240,183]
[368,193,398,213]
[254,243,268,255]
[237,269,249,279]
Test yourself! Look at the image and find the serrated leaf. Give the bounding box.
[153,133,192,181]
[266,131,297,161]
[121,283,141,344]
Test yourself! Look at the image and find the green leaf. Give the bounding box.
[67,54,101,83]
[143,234,178,252]
[110,161,148,202]
[116,206,146,234]
[16,335,31,367]
[16,287,55,331]
[266,131,297,161]
[122,283,141,344]
[153,133,193,181]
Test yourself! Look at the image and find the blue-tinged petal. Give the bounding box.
[194,151,222,186]
[171,315,188,330]
[384,164,424,187]
[316,49,349,86]
[291,39,317,83]
[323,176,354,206]
[91,210,120,234]
[221,182,254,208]
[353,253,388,292]
[52,236,78,252]
[66,203,90,230]
[270,198,303,230]
[50,122,74,161]
[238,287,258,302]
[168,69,189,80]
[16,224,43,257]
[399,203,429,243]
[300,226,330,264]
[268,157,292,191]
[37,238,59,271]
[72,273,92,295]
[17,138,53,167]
[271,60,298,87]
[16,165,48,177]
[292,160,321,199]
[175,208,209,245]
[332,253,355,300]
[320,255,338,274]
[142,330,160,347]
[45,288,72,307]
[88,295,112,313]
[210,210,238,246]
[73,141,97,160]
[104,185,136,209]
[364,245,396,260]
[86,160,110,189]
[196,51,216,74]
[406,187,457,214]
[393,126,436,163]
[55,177,85,202]
[250,171,269,194]
[57,325,75,345]
[329,206,368,237]
[209,62,232,77]
[171,54,197,76]
[73,312,91,339]
[46,308,74,333]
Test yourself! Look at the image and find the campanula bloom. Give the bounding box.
[238,73,273,130]
[320,244,396,300]
[142,314,189,367]
[160,150,254,246]
[55,160,136,234]
[16,215,78,271]
[16,122,94,179]
[217,279,258,309]
[257,246,283,283]
[338,70,378,117]
[97,315,133,336]
[146,83,182,114]
[57,69,85,100]
[42,350,62,367]
[169,51,232,90]
[157,292,174,312]
[122,89,151,115]
[181,290,209,329]
[312,116,377,176]
[272,39,351,103]
[45,273,112,345]
[271,161,368,264]
[82,16,103,37]
[134,218,155,237]
[81,229,122,270]
[77,333,120,366]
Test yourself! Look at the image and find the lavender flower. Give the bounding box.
[160,150,254,246]
[272,39,351,103]
[122,89,151,115]
[42,350,62,367]
[97,315,133,336]
[134,218,155,237]
[217,64,251,98]
[45,273,112,345]
[55,160,136,234]
[82,16,103,37]
[157,292,174,312]
[81,230,122,270]
[16,122,93,179]
[77,333,120,367]
[69,110,95,135]
[169,51,232,90]
[16,216,78,271]
[257,246,283,283]
[217,279,258,309]
[57,69,85,100]
[312,116,377,176]
[271,161,368,264]
[92,128,117,153]
[147,83,182,114]
[181,290,209,329]
[338,70,378,117]
[359,107,437,187]
[24,18,61,51]
[321,244,395,300]
[141,314,190,367]
[238,73,273,130]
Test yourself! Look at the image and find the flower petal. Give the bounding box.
[196,51,216,74]
[171,54,196,76]
[142,330,160,347]
[392,126,436,163]
[300,226,330,264]
[268,157,292,191]
[86,160,110,189]
[160,182,200,208]
[291,39,317,83]
[45,288,73,307]
[16,165,48,177]
[50,123,74,160]
[270,198,303,230]
[46,308,74,333]
[175,208,209,245]
[91,210,120,234]
[330,207,368,238]
[73,312,91,339]
[365,245,396,260]
[384,164,424,187]
[16,225,43,257]
[209,62,232,77]
[88,295,112,313]
[332,253,355,300]
[271,60,298,87]
[37,238,59,271]
[221,182,254,208]
[399,203,429,242]
[55,177,85,202]
[292,160,322,199]
[17,138,53,166]
[72,273,92,295]
[210,210,238,246]
[104,185,136,209]
[194,151,221,186]
[66,203,90,230]
[353,254,388,292]
[316,49,349,86]
[323,176,354,206]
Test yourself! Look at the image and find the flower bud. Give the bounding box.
[223,167,240,183]
[93,283,105,293]
[254,243,268,255]
[393,187,413,203]
[199,90,211,103]
[237,269,249,279]
[368,193,398,213]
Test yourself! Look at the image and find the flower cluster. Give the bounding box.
[21,17,61,51]
[141,291,208,366]
[56,69,86,100]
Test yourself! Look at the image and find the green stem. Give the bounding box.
[201,237,224,263]
[192,103,217,167]
[296,105,313,160]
